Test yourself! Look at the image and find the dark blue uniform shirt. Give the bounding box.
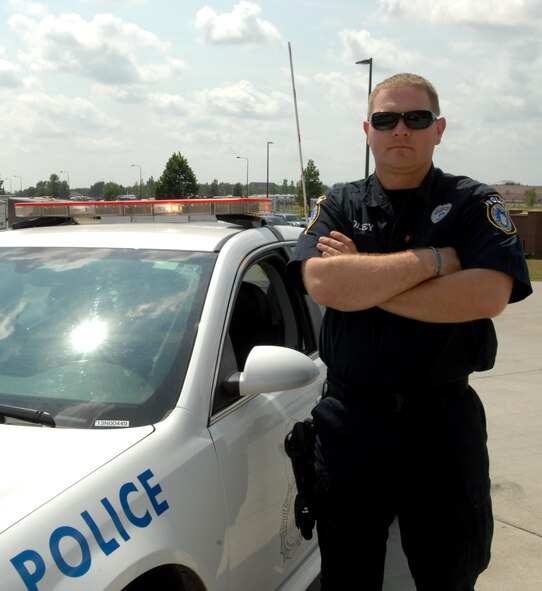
[289,166,532,388]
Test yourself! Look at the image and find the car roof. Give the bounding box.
[0,220,303,252]
[0,222,245,252]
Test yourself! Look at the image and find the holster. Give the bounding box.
[284,418,317,540]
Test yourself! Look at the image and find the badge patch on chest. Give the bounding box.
[483,194,516,235]
[431,203,452,223]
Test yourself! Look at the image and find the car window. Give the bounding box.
[212,251,319,414]
[0,247,215,428]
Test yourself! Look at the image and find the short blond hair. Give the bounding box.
[368,73,441,116]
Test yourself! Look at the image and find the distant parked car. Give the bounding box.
[259,214,286,225]
[274,213,306,228]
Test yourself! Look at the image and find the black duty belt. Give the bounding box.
[324,377,469,412]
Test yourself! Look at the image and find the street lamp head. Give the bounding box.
[356,58,373,65]
[130,164,143,198]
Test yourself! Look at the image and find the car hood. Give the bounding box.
[0,424,153,534]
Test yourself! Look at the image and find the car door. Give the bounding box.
[208,248,324,591]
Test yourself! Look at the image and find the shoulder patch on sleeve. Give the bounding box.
[483,193,517,235]
[304,195,326,233]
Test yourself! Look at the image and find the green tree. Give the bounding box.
[73,187,90,198]
[49,174,61,198]
[209,179,219,197]
[298,159,323,206]
[156,151,198,199]
[232,182,243,197]
[89,181,105,199]
[145,176,157,199]
[279,178,289,195]
[32,174,68,199]
[36,179,50,197]
[103,181,124,201]
[525,189,537,208]
[0,178,4,195]
[219,182,233,196]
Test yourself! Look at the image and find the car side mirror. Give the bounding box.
[223,346,320,398]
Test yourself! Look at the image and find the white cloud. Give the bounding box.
[195,1,281,45]
[0,91,119,172]
[140,57,186,83]
[196,80,290,119]
[314,71,367,118]
[8,12,184,85]
[8,0,47,17]
[87,0,150,5]
[0,55,23,87]
[93,84,148,104]
[17,92,118,137]
[149,92,193,117]
[339,29,425,71]
[379,0,542,28]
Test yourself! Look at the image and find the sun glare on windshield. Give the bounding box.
[70,319,108,353]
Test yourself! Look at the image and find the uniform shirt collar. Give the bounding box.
[365,175,393,216]
[369,164,439,208]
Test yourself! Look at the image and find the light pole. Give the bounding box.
[236,156,249,198]
[266,141,274,200]
[60,170,70,195]
[131,164,142,199]
[14,175,22,194]
[356,57,373,178]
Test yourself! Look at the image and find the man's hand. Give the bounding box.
[316,232,461,280]
[316,231,358,257]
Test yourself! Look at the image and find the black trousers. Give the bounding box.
[311,385,493,591]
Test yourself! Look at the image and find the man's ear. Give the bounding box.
[435,117,446,145]
[363,119,370,142]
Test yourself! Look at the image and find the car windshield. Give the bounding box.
[0,247,215,429]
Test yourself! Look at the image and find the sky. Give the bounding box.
[1,0,541,193]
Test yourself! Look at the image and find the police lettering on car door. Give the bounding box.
[10,468,169,591]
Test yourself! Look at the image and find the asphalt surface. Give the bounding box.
[308,282,542,590]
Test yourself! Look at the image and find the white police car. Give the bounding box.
[0,199,324,591]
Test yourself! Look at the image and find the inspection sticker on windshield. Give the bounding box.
[95,420,130,428]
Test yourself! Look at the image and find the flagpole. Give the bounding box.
[288,42,308,219]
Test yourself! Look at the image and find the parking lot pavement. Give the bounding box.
[474,281,542,590]
[309,282,542,591]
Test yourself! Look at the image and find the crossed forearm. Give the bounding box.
[302,231,511,321]
[302,248,442,312]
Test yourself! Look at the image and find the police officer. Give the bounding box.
[288,73,532,590]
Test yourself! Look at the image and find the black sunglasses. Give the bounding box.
[370,110,438,131]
